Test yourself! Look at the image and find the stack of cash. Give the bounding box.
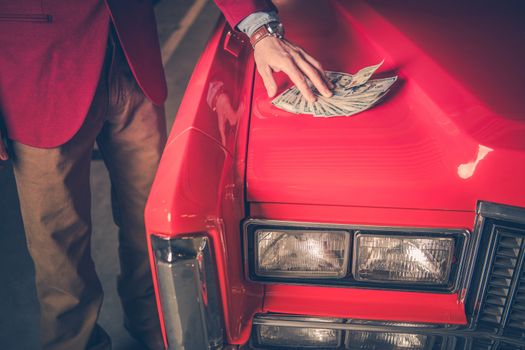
[272,61,397,117]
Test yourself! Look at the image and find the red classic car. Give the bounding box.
[144,0,525,349]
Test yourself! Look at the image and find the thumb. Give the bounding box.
[258,65,277,98]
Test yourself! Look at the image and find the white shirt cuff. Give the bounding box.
[237,11,280,37]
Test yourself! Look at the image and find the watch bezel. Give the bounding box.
[266,21,284,39]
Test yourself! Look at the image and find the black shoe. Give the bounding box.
[87,324,112,350]
[124,321,165,350]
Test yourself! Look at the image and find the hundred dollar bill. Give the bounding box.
[272,61,397,117]
[322,60,383,92]
[346,59,384,87]
[337,76,397,98]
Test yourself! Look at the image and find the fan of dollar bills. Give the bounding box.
[272,60,397,117]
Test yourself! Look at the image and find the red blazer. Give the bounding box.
[0,0,274,148]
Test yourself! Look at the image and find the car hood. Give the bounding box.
[245,0,525,211]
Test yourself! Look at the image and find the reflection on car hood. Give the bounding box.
[245,0,525,211]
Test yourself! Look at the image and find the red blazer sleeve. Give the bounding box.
[214,0,277,28]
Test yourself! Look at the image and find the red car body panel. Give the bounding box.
[145,23,262,345]
[247,0,525,211]
[145,0,525,347]
[250,203,475,230]
[263,285,466,325]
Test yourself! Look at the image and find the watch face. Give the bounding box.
[267,21,284,37]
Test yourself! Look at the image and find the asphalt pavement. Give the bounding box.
[0,1,220,348]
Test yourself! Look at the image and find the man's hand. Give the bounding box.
[0,129,8,161]
[253,36,333,102]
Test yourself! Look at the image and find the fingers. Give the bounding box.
[279,41,333,101]
[0,130,8,160]
[258,64,278,98]
[253,36,333,102]
[0,142,8,161]
[298,48,335,90]
[280,59,317,102]
[289,49,333,98]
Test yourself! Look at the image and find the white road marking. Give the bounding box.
[161,0,208,65]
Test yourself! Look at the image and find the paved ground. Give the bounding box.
[0,1,220,348]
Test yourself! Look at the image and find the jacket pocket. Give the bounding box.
[0,0,51,23]
[0,13,52,22]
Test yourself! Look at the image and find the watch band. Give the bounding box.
[249,25,273,48]
[249,22,284,48]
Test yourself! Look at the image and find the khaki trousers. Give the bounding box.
[10,31,167,350]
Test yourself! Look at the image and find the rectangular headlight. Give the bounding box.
[346,331,430,349]
[255,229,350,278]
[256,324,342,348]
[353,233,454,284]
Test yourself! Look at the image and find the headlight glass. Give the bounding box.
[346,331,429,349]
[257,324,342,348]
[255,229,350,278]
[353,233,454,284]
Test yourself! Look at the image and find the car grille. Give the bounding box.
[506,266,525,337]
[478,229,524,333]
[468,202,525,347]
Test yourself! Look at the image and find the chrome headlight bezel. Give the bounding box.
[244,219,471,293]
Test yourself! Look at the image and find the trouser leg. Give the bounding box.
[96,38,167,350]
[11,92,111,350]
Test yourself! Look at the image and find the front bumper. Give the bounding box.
[150,202,525,349]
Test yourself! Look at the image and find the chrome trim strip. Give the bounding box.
[458,213,485,303]
[252,315,449,333]
[151,235,224,350]
[477,201,525,224]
